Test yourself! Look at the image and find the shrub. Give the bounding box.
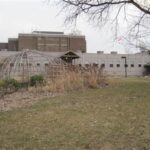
[30,75,44,86]
[0,78,20,93]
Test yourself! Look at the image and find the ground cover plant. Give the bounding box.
[0,78,150,149]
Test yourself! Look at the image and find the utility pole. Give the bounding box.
[121,56,127,77]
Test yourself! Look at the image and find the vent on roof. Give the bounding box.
[111,51,118,54]
[32,31,64,35]
[97,51,104,54]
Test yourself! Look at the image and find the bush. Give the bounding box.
[30,75,44,86]
[0,78,20,93]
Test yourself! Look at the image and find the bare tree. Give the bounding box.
[55,0,150,50]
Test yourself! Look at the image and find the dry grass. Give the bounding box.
[45,67,107,93]
[0,68,107,111]
[0,78,150,149]
[0,66,107,95]
[47,71,83,92]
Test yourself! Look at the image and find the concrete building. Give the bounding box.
[0,31,86,52]
[75,51,150,76]
[0,50,149,77]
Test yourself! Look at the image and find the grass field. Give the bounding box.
[0,78,150,150]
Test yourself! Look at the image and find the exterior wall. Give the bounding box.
[8,38,18,51]
[69,37,86,53]
[0,32,86,52]
[37,36,65,52]
[0,43,8,51]
[0,51,149,76]
[44,37,60,52]
[18,33,86,52]
[76,52,150,76]
[60,37,68,51]
[0,51,18,60]
[18,35,37,50]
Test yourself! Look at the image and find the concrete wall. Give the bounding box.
[0,51,18,60]
[0,51,149,76]
[76,52,150,76]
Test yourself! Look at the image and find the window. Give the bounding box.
[138,64,142,67]
[131,64,134,67]
[101,64,105,68]
[45,63,49,67]
[110,64,113,68]
[37,63,40,66]
[116,64,120,67]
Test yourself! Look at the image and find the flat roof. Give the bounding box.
[8,38,18,41]
[32,31,64,35]
[19,33,85,38]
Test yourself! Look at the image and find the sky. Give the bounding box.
[0,0,136,53]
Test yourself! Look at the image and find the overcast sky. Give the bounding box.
[0,0,136,53]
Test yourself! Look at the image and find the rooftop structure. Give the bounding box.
[32,31,64,35]
[0,31,86,53]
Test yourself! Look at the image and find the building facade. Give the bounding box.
[0,50,149,77]
[0,31,86,52]
[75,51,150,76]
[0,43,8,51]
[8,38,18,51]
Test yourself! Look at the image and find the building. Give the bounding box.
[0,31,86,52]
[8,38,18,51]
[0,50,149,77]
[0,43,8,51]
[75,51,150,76]
[0,31,149,77]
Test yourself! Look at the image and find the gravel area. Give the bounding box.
[0,90,60,111]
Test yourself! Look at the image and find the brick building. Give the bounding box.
[0,31,86,52]
[0,43,8,51]
[8,38,18,51]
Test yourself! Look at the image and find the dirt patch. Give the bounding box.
[0,90,61,112]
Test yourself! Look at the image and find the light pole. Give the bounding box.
[121,56,127,77]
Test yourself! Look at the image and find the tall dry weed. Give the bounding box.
[29,66,108,93]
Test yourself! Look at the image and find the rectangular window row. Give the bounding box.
[109,64,142,68]
[8,63,50,67]
[82,64,143,68]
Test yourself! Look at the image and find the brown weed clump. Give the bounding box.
[45,66,107,93]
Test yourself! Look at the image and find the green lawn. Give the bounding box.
[0,78,150,150]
